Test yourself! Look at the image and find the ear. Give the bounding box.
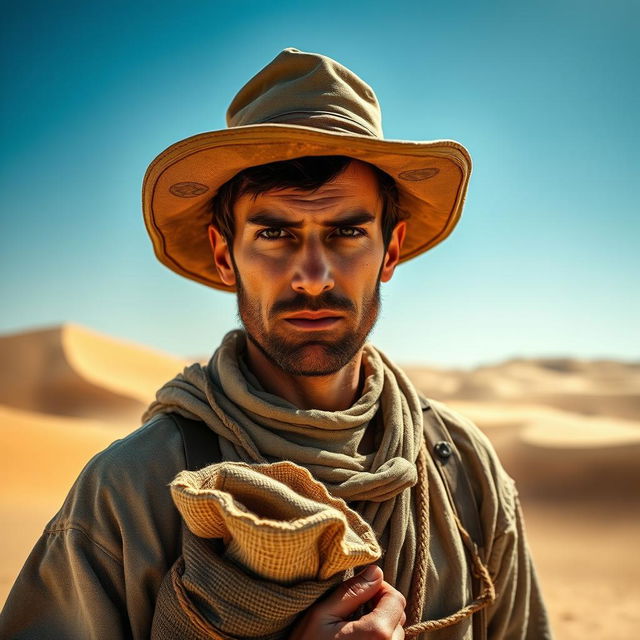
[208,224,236,287]
[380,221,406,283]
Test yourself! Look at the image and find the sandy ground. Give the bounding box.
[1,324,638,638]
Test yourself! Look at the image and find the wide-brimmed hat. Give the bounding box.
[143,47,471,292]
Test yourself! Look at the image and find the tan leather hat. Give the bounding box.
[143,47,472,291]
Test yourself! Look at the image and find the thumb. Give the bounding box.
[322,565,383,620]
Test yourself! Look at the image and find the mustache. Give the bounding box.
[270,292,356,316]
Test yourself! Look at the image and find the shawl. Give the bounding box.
[143,329,425,597]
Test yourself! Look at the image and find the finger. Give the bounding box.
[391,623,406,640]
[320,565,383,620]
[369,581,407,611]
[361,585,406,629]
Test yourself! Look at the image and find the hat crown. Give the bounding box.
[226,48,383,138]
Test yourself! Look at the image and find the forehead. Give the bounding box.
[233,160,383,220]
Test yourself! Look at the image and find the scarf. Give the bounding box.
[143,329,425,598]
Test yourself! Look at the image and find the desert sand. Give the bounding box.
[1,324,638,638]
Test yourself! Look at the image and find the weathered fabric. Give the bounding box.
[151,461,381,639]
[0,355,553,639]
[143,329,424,598]
[168,461,380,583]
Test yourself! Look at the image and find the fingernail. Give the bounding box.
[362,565,380,582]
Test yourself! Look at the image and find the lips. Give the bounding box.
[285,317,342,330]
[283,311,344,330]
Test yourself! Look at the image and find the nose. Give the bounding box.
[291,238,335,296]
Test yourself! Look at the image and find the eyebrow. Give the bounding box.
[246,210,377,228]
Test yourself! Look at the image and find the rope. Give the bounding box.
[405,445,429,627]
[403,443,497,638]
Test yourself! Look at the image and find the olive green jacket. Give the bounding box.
[0,400,552,640]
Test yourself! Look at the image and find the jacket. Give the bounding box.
[0,399,552,639]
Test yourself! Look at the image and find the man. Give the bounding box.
[0,49,552,639]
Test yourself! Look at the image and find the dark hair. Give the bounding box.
[210,156,406,249]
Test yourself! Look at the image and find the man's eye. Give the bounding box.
[257,228,288,240]
[334,226,365,238]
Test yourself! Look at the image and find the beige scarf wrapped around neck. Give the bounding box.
[143,329,424,597]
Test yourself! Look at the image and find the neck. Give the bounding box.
[244,340,364,411]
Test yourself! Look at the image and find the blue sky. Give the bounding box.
[1,0,638,366]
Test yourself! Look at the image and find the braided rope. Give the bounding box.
[403,444,497,638]
[405,445,429,627]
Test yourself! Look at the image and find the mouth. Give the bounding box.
[283,311,344,331]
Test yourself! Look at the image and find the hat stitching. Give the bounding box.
[144,127,470,179]
[257,110,378,137]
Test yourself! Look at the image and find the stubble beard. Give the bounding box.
[234,272,383,378]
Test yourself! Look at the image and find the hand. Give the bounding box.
[289,565,406,639]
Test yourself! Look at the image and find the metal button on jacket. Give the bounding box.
[434,441,453,460]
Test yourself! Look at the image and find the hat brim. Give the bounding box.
[142,123,471,291]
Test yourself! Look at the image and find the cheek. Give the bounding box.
[340,246,384,279]
[234,255,288,324]
[339,257,383,305]
[235,247,287,284]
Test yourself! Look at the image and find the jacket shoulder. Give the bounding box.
[425,398,518,534]
[47,413,188,561]
[61,413,188,505]
[83,412,187,477]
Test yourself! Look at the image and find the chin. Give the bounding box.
[250,332,363,377]
[278,342,352,376]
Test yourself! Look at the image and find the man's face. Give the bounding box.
[209,160,405,376]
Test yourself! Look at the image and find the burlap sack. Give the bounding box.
[151,460,381,639]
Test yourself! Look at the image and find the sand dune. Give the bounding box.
[0,325,188,610]
[1,324,638,638]
[433,401,640,500]
[0,405,131,504]
[405,357,640,419]
[0,323,187,423]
